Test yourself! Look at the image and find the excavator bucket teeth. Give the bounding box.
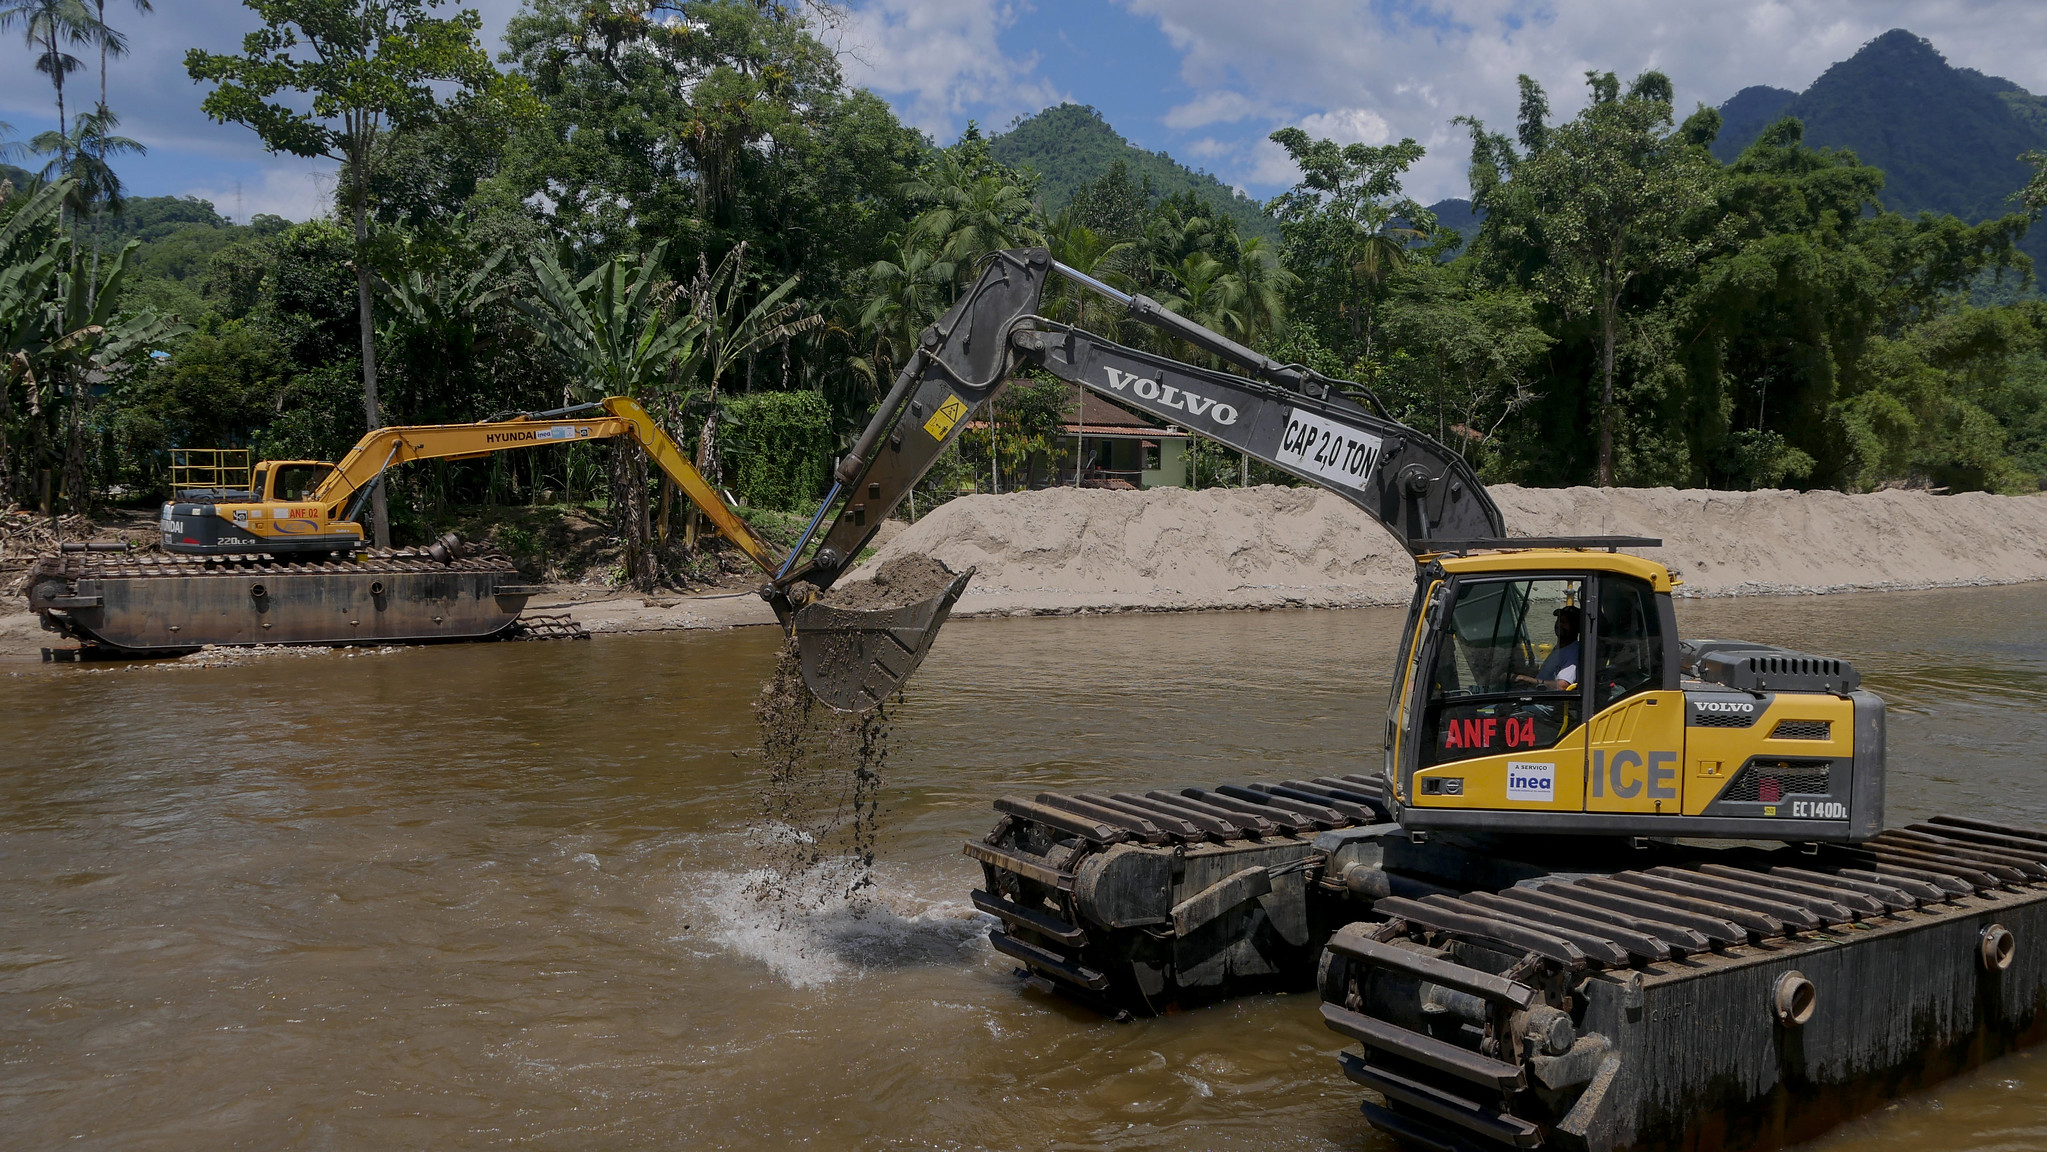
[791,567,975,712]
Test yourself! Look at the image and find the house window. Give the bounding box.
[1144,441,1161,470]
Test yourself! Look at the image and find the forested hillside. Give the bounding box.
[1712,30,2047,264]
[4,3,2046,593]
[988,104,1277,239]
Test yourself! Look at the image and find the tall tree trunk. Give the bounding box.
[53,48,69,253]
[90,0,106,306]
[0,366,14,509]
[350,156,389,547]
[1597,288,1617,487]
[695,380,721,485]
[63,377,86,516]
[635,451,652,588]
[610,442,653,590]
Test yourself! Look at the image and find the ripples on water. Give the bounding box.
[2,584,2046,1149]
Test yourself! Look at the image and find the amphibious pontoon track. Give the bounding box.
[1323,815,2047,1151]
[968,785,2047,1150]
[28,546,542,652]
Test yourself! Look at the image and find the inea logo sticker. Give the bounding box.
[1506,761,1556,803]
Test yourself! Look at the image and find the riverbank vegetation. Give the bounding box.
[3,3,2046,587]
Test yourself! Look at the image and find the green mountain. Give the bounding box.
[1712,86,1796,161]
[988,104,1278,239]
[1713,30,2047,249]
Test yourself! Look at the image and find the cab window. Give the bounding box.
[1593,576,1663,711]
[270,464,334,502]
[1419,577,1583,767]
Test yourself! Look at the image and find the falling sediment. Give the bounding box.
[748,642,892,914]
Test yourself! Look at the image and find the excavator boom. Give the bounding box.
[161,397,781,576]
[780,247,1503,706]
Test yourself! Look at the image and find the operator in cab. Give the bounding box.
[1520,605,1581,690]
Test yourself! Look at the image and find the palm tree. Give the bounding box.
[82,0,149,288]
[1338,202,1426,374]
[903,150,1042,288]
[1044,208,1132,333]
[517,243,707,587]
[0,0,94,199]
[855,236,953,386]
[1044,210,1134,486]
[32,105,142,303]
[1156,252,1234,352]
[1216,236,1294,348]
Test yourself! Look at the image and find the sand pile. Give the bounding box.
[861,484,2047,614]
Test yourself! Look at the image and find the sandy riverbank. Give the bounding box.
[11,483,2047,660]
[856,484,2047,617]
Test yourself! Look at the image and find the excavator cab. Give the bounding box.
[1387,547,1885,842]
[160,456,366,557]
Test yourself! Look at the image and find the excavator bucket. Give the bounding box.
[791,566,975,711]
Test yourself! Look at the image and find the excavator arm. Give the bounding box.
[315,397,784,574]
[172,397,780,574]
[781,247,1502,588]
[779,247,1506,706]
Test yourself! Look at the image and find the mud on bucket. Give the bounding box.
[790,559,975,712]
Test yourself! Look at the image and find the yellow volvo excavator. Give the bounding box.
[767,248,1879,844]
[761,247,2047,1152]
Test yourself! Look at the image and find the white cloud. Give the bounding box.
[836,0,1063,138]
[1118,0,2047,202]
[0,0,525,216]
[1162,89,1264,129]
[1296,107,1393,146]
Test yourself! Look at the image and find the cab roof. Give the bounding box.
[1433,548,1675,592]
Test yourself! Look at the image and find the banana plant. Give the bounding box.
[4,176,187,514]
[688,241,822,483]
[1,180,70,506]
[515,241,706,403]
[515,242,708,587]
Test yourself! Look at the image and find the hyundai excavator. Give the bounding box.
[763,248,2047,1152]
[29,396,972,655]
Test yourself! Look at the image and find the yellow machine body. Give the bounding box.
[158,397,779,574]
[1387,549,1881,842]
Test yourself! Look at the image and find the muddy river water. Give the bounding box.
[7,585,2047,1150]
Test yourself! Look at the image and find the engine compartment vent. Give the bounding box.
[1771,719,1833,741]
[1721,759,1834,802]
[1681,639,1860,693]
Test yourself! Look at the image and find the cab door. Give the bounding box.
[1582,574,1684,815]
[1407,575,1591,813]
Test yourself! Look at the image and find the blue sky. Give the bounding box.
[5,0,2045,221]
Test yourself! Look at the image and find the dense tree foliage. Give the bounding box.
[7,10,2047,592]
